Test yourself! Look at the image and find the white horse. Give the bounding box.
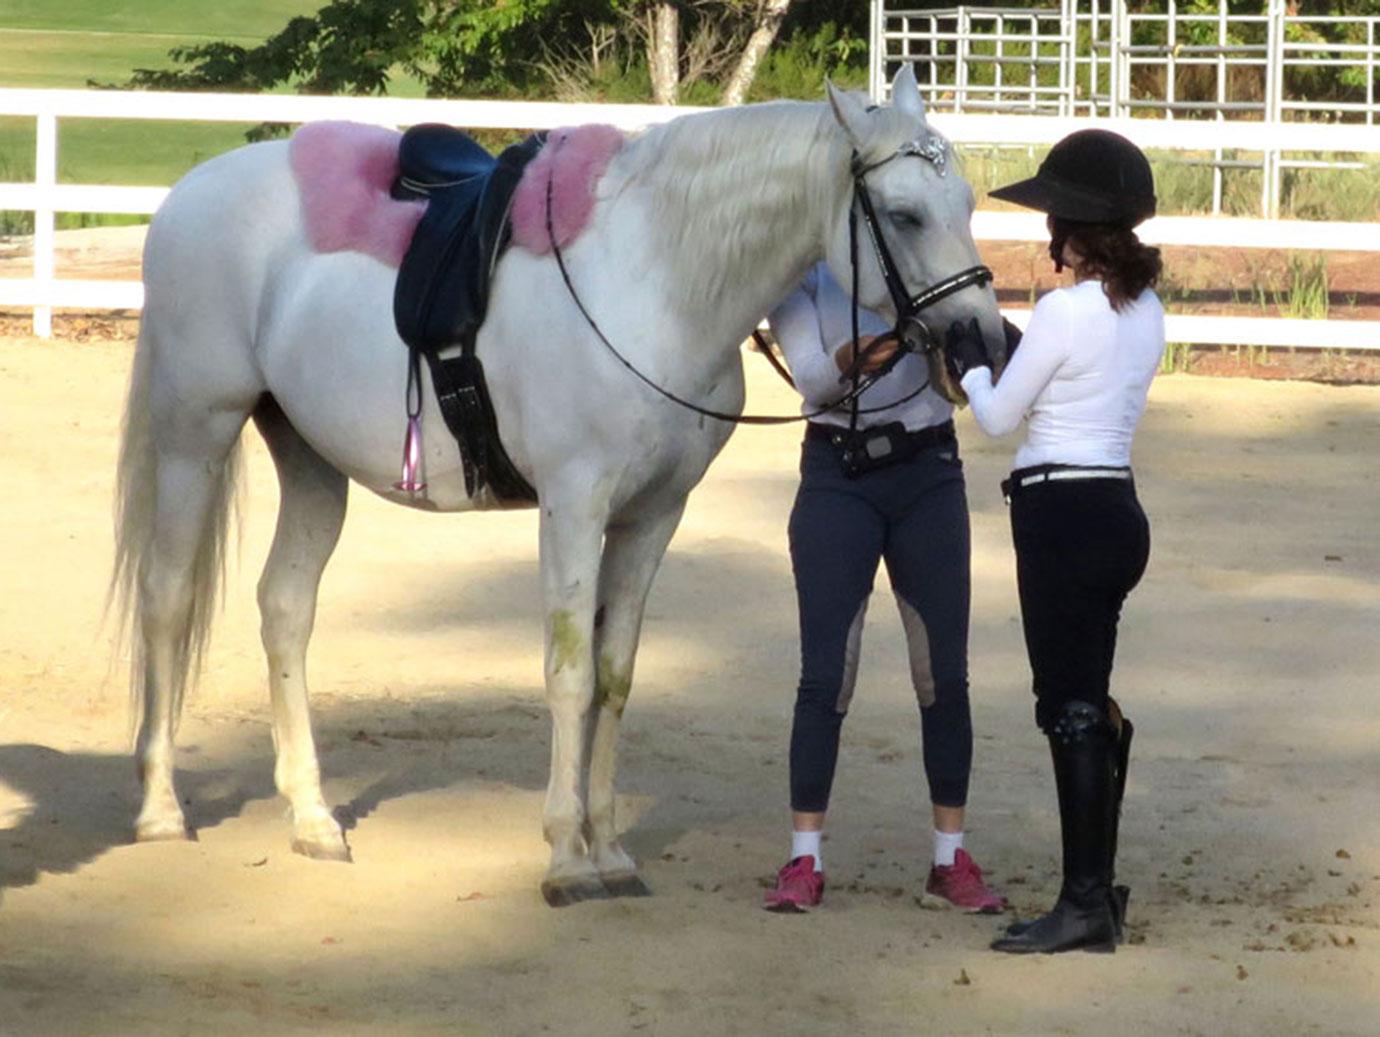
[112,67,1006,904]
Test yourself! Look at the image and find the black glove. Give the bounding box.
[1002,317,1023,360]
[944,317,991,382]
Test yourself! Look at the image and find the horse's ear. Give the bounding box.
[826,79,868,150]
[891,64,927,122]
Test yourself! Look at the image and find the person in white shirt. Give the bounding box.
[759,261,1005,915]
[945,129,1165,954]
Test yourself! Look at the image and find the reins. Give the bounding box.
[542,130,992,427]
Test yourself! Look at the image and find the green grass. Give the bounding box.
[0,0,323,89]
[1,29,233,89]
[0,0,320,37]
[0,1,421,231]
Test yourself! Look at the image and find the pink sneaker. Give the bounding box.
[925,849,1007,914]
[763,855,824,912]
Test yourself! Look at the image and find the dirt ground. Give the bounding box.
[0,302,1377,1034]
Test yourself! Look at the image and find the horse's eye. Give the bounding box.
[890,211,922,230]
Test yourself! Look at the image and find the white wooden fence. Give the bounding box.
[1,86,1377,350]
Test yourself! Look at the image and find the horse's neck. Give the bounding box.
[618,102,847,343]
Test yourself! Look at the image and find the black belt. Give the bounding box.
[1001,463,1133,502]
[805,419,956,449]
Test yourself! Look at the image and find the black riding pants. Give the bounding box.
[787,431,973,813]
[1008,474,1150,732]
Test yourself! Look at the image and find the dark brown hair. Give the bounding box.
[1049,217,1163,311]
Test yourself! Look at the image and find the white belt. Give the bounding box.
[1017,468,1131,488]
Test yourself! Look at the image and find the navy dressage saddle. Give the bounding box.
[392,123,546,504]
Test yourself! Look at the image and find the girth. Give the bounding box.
[392,124,545,504]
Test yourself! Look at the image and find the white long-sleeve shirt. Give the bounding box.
[767,262,953,431]
[960,280,1165,469]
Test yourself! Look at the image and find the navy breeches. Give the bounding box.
[787,432,973,813]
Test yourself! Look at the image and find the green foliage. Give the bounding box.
[114,0,873,106]
[1283,159,1380,221]
[1280,253,1331,320]
[1160,341,1193,373]
[120,0,625,99]
[952,146,1041,204]
[748,22,870,101]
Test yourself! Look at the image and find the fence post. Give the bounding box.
[1108,0,1123,117]
[957,7,970,112]
[1213,0,1227,214]
[32,110,57,339]
[1264,0,1285,217]
[870,0,885,102]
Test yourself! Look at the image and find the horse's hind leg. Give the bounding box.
[251,397,351,862]
[130,396,253,843]
[585,500,686,896]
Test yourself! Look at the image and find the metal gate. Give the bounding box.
[869,0,1380,215]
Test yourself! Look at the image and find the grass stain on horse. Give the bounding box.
[597,654,632,717]
[550,610,582,674]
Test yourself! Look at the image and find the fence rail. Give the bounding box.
[1,87,1377,351]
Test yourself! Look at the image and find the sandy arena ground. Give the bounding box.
[0,327,1377,1035]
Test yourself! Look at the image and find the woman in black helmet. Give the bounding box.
[945,129,1164,954]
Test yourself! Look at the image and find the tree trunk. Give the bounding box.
[720,0,793,107]
[648,2,680,105]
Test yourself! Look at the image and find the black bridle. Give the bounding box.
[545,133,993,426]
[842,146,993,399]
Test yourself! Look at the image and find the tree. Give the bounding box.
[722,0,794,105]
[647,2,681,104]
[123,0,801,108]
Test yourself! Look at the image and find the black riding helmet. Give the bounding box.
[990,129,1156,227]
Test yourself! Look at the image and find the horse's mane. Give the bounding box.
[642,102,837,303]
[616,99,908,313]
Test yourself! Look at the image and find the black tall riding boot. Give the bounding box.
[992,700,1119,954]
[1108,699,1134,941]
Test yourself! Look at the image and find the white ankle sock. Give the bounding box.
[933,829,964,868]
[791,830,823,871]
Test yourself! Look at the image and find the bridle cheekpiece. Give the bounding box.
[844,133,993,405]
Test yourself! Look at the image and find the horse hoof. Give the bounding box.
[135,818,195,843]
[541,875,611,908]
[291,836,353,863]
[600,873,652,899]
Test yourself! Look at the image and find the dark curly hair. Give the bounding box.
[1049,217,1163,311]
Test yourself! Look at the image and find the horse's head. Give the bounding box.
[823,66,1007,398]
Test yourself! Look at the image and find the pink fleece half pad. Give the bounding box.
[510,124,625,254]
[288,121,425,268]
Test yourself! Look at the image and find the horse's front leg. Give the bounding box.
[586,501,686,896]
[537,492,609,906]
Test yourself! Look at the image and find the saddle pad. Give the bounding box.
[510,124,625,254]
[288,121,424,268]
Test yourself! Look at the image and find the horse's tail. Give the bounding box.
[109,322,243,741]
